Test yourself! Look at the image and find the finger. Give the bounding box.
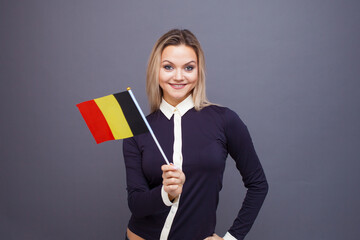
[163,180,183,187]
[163,174,185,187]
[164,184,179,192]
[162,171,177,180]
[163,171,181,179]
[163,177,182,186]
[169,185,179,190]
[161,164,177,172]
[162,167,182,177]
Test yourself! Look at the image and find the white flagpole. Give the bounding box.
[127,87,170,165]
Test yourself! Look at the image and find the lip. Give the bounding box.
[169,83,186,89]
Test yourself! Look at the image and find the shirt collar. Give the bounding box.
[160,94,195,120]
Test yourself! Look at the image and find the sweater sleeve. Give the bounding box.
[224,109,268,239]
[123,137,170,218]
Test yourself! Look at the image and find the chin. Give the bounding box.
[173,92,190,100]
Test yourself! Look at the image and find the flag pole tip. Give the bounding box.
[127,87,131,91]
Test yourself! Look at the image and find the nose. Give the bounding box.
[174,69,184,81]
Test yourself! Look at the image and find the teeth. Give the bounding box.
[171,84,185,87]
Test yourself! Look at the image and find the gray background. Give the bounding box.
[1,0,360,239]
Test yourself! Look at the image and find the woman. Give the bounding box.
[123,29,268,240]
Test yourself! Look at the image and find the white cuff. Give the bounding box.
[223,232,237,240]
[161,185,173,206]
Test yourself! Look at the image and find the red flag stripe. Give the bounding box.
[76,100,115,144]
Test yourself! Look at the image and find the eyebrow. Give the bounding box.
[161,60,197,65]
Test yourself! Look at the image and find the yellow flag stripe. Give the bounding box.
[94,95,133,139]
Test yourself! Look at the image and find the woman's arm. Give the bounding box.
[223,108,269,240]
[123,137,171,217]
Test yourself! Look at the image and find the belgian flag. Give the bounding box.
[76,91,148,144]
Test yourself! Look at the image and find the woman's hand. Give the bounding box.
[203,233,224,240]
[161,164,185,201]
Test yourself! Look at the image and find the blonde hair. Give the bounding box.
[146,29,212,113]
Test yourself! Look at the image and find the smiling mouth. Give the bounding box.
[169,83,186,89]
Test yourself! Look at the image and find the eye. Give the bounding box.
[163,65,173,70]
[185,66,194,71]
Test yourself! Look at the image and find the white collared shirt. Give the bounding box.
[158,95,236,240]
[159,95,194,240]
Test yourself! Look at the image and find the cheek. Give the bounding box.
[186,72,198,84]
[159,70,172,83]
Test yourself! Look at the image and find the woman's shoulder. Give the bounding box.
[201,104,241,118]
[145,109,163,122]
[201,104,246,128]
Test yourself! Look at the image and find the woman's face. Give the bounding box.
[159,44,198,107]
